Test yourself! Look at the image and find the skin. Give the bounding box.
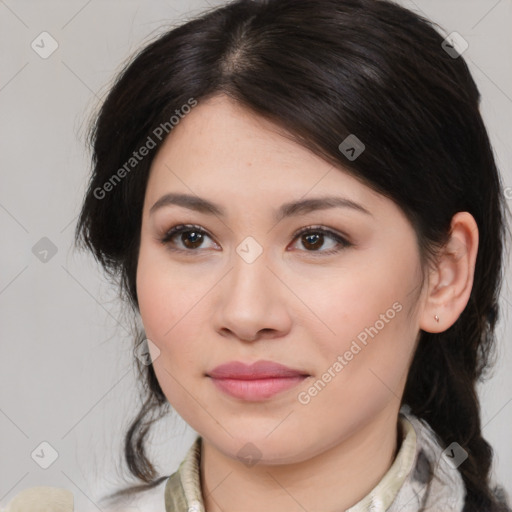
[136,94,478,512]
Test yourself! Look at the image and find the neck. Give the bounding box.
[200,405,401,512]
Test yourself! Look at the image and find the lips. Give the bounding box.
[207,360,308,380]
[207,360,310,401]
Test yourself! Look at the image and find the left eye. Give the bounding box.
[159,224,351,255]
[292,226,351,254]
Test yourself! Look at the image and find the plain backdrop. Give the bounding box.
[1,0,511,510]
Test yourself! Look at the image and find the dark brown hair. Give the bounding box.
[75,0,511,510]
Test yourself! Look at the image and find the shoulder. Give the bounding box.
[98,437,202,512]
[94,478,169,512]
[0,487,73,512]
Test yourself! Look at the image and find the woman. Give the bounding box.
[72,0,510,510]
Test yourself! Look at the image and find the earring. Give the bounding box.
[434,314,440,322]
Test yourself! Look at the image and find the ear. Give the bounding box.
[419,212,479,333]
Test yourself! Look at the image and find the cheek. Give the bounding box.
[135,243,210,372]
[313,245,421,382]
[319,265,413,344]
[136,243,194,340]
[295,275,417,438]
[136,249,201,411]
[136,256,167,341]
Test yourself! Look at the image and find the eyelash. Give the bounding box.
[159,224,352,256]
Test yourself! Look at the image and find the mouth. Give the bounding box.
[206,360,310,401]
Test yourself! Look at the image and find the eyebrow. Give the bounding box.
[149,192,373,221]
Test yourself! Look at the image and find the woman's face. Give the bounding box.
[136,94,427,464]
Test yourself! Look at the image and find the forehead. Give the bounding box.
[145,94,383,212]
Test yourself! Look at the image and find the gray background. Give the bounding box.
[1,0,511,509]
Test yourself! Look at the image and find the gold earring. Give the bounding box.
[434,314,440,322]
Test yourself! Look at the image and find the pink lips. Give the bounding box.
[207,360,309,401]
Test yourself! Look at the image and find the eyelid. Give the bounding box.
[158,223,352,254]
[291,224,351,243]
[289,225,352,255]
[159,224,215,246]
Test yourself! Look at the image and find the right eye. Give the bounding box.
[159,224,218,253]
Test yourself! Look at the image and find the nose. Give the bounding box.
[212,248,292,342]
